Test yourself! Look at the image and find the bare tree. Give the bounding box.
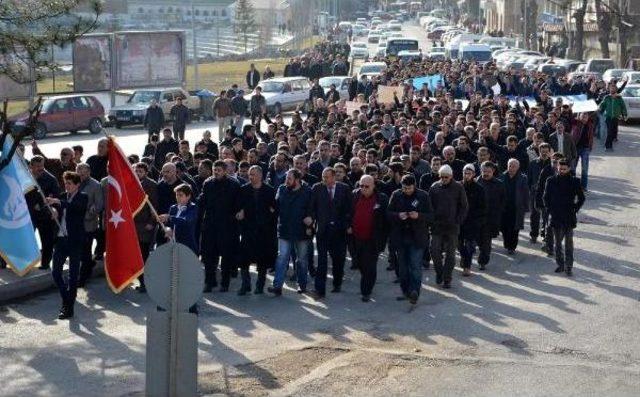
[0,0,102,83]
[571,0,588,60]
[594,0,612,58]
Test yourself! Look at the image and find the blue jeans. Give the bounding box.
[397,242,424,297]
[273,239,309,290]
[577,148,590,189]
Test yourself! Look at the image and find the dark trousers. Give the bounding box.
[94,225,105,259]
[35,220,56,268]
[240,257,272,291]
[542,209,555,251]
[553,226,574,270]
[137,241,152,287]
[605,117,618,149]
[250,112,262,127]
[458,237,476,269]
[529,194,541,239]
[315,228,347,294]
[397,242,424,296]
[353,239,378,296]
[204,253,235,288]
[431,233,457,283]
[51,236,81,308]
[477,227,493,266]
[501,214,520,250]
[78,231,97,285]
[173,126,186,141]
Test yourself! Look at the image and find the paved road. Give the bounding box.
[3,22,640,397]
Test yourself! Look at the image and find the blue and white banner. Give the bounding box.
[0,136,40,276]
[409,74,444,92]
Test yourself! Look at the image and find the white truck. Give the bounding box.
[108,87,201,129]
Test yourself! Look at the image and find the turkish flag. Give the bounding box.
[105,138,148,293]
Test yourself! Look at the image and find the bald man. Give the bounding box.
[349,175,389,302]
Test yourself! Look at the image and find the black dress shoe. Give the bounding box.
[436,274,443,285]
[443,281,451,289]
[409,291,418,304]
[267,287,282,296]
[311,291,325,300]
[58,306,74,320]
[566,268,573,277]
[479,264,486,271]
[361,295,370,302]
[135,285,147,293]
[396,295,408,301]
[254,287,264,295]
[331,286,341,293]
[507,249,515,255]
[297,287,307,294]
[554,266,565,273]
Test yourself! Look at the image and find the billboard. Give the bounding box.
[0,54,35,101]
[114,31,186,89]
[73,34,112,92]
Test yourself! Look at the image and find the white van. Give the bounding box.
[244,77,311,115]
[459,44,493,64]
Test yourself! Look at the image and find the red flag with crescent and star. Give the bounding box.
[105,138,148,293]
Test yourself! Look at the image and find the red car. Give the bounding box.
[13,95,105,139]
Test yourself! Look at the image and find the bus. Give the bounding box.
[385,37,419,57]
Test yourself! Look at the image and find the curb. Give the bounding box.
[0,262,105,304]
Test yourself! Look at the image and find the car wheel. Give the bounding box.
[69,130,78,135]
[33,123,47,140]
[89,118,103,134]
[273,103,282,116]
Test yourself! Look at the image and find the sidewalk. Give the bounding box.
[0,262,104,303]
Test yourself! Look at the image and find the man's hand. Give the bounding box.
[45,197,60,205]
[399,212,408,220]
[303,216,313,226]
[145,224,155,231]
[408,211,419,220]
[158,214,169,223]
[347,227,353,234]
[235,209,245,221]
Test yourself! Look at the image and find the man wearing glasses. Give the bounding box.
[387,174,433,304]
[429,165,468,289]
[349,175,389,302]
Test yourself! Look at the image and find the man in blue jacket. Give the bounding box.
[269,169,313,296]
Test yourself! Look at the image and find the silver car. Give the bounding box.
[244,77,311,115]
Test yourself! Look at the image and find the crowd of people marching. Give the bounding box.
[16,38,630,319]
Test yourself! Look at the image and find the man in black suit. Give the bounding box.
[246,63,261,90]
[309,167,352,298]
[46,171,88,320]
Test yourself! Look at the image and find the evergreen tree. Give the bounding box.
[234,0,256,53]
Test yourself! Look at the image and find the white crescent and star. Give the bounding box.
[107,176,126,228]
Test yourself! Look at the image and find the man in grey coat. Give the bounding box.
[76,163,104,287]
[429,165,468,289]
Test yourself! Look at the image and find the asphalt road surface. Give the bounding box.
[2,22,640,397]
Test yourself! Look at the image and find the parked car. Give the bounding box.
[427,26,447,40]
[427,46,446,60]
[350,42,369,58]
[319,76,352,100]
[622,71,640,84]
[108,87,201,129]
[244,77,311,116]
[620,84,640,120]
[368,31,381,43]
[398,50,423,63]
[12,95,105,139]
[602,68,634,84]
[585,58,615,75]
[357,62,387,80]
[352,24,367,36]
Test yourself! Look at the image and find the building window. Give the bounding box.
[203,10,209,16]
[221,9,227,17]
[195,9,200,16]
[138,7,144,13]
[159,8,164,14]
[213,10,217,16]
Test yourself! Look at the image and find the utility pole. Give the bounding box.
[191,0,199,89]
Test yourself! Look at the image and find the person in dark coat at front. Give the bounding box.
[169,96,190,141]
[387,174,433,304]
[429,165,468,289]
[499,158,530,255]
[459,164,486,276]
[198,160,242,292]
[269,169,313,296]
[543,159,585,276]
[46,171,88,320]
[237,166,278,295]
[309,167,353,298]
[154,128,180,173]
[476,161,505,270]
[144,99,165,140]
[246,63,261,90]
[349,175,389,302]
